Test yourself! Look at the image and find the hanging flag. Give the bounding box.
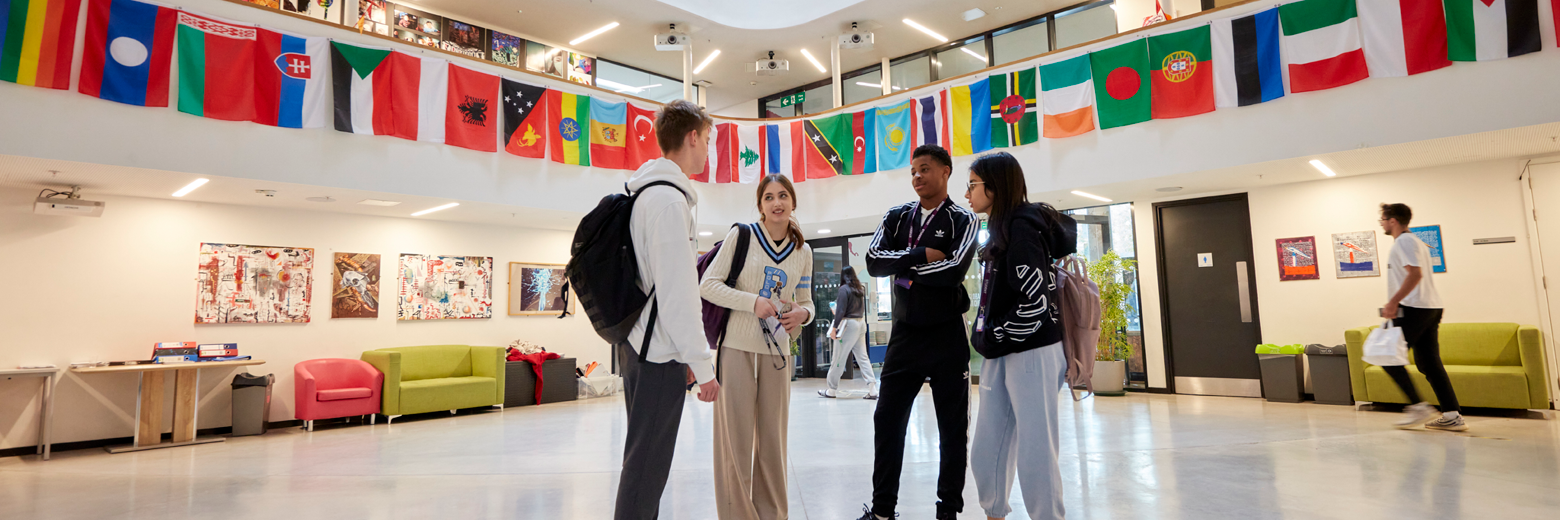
[696,122,735,183]
[175,12,258,122]
[1279,0,1369,93]
[1089,39,1151,130]
[626,103,661,168]
[736,124,764,184]
[254,29,329,128]
[760,122,796,181]
[800,114,852,179]
[989,68,1038,148]
[0,0,83,90]
[446,64,499,152]
[1357,0,1451,77]
[1148,25,1215,119]
[913,91,949,150]
[875,99,915,171]
[1211,8,1286,108]
[330,42,446,142]
[948,79,991,156]
[501,78,548,158]
[589,99,627,169]
[1553,0,1559,49]
[78,0,176,107]
[1038,55,1096,138]
[1444,0,1541,61]
[547,89,590,166]
[852,109,877,175]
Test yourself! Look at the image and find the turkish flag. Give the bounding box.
[445,64,500,152]
[626,103,661,169]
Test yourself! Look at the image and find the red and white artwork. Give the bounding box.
[196,243,314,323]
[398,254,493,320]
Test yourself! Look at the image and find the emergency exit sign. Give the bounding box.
[778,92,806,107]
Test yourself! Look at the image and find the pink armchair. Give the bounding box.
[295,359,384,431]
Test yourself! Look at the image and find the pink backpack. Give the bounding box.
[1055,257,1101,400]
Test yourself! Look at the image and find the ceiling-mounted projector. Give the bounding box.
[755,59,789,76]
[839,22,873,49]
[35,196,105,217]
[655,23,689,51]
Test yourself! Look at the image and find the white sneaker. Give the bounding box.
[1425,414,1469,432]
[1395,402,1436,429]
[817,389,837,398]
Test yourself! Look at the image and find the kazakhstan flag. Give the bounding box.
[874,99,914,171]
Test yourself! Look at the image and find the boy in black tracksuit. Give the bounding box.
[859,145,979,520]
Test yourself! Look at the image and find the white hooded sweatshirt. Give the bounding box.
[625,158,717,384]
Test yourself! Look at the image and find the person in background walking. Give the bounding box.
[820,265,879,399]
[1378,203,1466,431]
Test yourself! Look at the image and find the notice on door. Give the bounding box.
[1198,253,1212,267]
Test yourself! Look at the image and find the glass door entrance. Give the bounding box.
[800,242,843,378]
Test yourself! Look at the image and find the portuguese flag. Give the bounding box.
[0,0,82,89]
[1148,25,1215,119]
[1089,39,1151,130]
[547,89,591,166]
[177,12,259,122]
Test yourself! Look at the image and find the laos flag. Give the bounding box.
[255,29,329,128]
[78,0,176,107]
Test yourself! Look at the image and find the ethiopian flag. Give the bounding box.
[548,89,591,166]
[177,12,259,122]
[1089,39,1151,130]
[0,0,83,89]
[1148,25,1215,119]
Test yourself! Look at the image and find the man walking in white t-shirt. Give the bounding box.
[1378,203,1466,432]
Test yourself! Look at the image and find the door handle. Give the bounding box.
[1235,261,1252,323]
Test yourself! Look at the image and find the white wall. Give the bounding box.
[0,188,606,450]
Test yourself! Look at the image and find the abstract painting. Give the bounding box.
[1409,225,1447,273]
[491,31,523,67]
[1331,231,1379,278]
[196,243,314,323]
[508,263,574,316]
[398,254,493,320]
[1275,236,1320,281]
[332,253,380,318]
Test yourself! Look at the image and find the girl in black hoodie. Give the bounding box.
[963,152,1076,520]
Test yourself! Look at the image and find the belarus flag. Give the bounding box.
[1444,0,1541,61]
[1357,0,1451,77]
[175,12,258,122]
[78,0,175,107]
[330,41,448,143]
[1278,0,1369,93]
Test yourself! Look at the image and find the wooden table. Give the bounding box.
[1,368,59,460]
[71,360,265,453]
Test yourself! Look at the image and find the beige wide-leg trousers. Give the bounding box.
[713,349,792,520]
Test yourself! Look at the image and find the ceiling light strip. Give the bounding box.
[411,202,460,217]
[799,48,826,73]
[569,22,619,46]
[693,50,721,74]
[903,19,948,43]
[1071,190,1112,202]
[172,178,209,197]
[1308,159,1337,177]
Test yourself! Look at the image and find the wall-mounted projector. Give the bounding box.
[35,197,105,217]
[655,24,689,51]
[839,32,874,49]
[755,59,789,76]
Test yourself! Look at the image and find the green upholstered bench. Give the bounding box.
[1344,323,1552,415]
[361,345,506,422]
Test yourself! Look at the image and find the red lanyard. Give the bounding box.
[907,200,947,249]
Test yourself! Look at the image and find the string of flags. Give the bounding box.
[1,0,1556,185]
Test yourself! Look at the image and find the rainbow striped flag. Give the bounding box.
[0,0,83,89]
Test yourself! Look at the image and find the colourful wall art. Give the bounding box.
[398,254,494,320]
[196,243,314,323]
[332,253,381,318]
[1275,236,1320,281]
[508,263,573,316]
[1331,231,1379,278]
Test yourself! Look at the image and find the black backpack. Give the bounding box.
[560,181,685,363]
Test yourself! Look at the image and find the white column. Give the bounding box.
[683,42,693,101]
[880,57,892,96]
[831,37,842,108]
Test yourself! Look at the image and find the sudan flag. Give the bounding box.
[502,78,548,158]
[989,68,1038,148]
[547,90,590,166]
[0,0,83,90]
[1089,39,1151,130]
[1148,25,1214,119]
[176,12,258,122]
[800,113,852,180]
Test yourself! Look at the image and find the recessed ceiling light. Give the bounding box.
[357,199,402,207]
[818,229,832,234]
[699,231,713,237]
[963,8,986,21]
[961,47,987,61]
[411,202,459,217]
[903,19,948,42]
[171,178,208,197]
[693,49,721,74]
[799,48,826,73]
[305,196,336,203]
[1156,186,1183,192]
[569,21,619,46]
[1071,190,1113,202]
[1309,159,1337,177]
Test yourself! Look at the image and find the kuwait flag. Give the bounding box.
[626,103,661,168]
[1039,55,1095,138]
[1149,25,1216,119]
[874,99,915,171]
[589,99,627,169]
[736,124,764,184]
[501,78,548,159]
[800,114,853,179]
[330,41,448,143]
[1089,39,1151,130]
[989,67,1038,148]
[255,29,329,128]
[446,64,499,152]
[948,78,992,156]
[547,89,590,166]
[0,0,84,90]
[79,0,175,107]
[914,91,949,150]
[1358,0,1451,77]
[1444,0,1541,61]
[1212,8,1286,107]
[176,12,258,122]
[760,122,799,182]
[1279,0,1369,93]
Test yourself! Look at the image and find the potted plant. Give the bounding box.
[1088,250,1136,396]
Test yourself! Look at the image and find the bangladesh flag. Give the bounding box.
[1089,39,1150,130]
[989,68,1038,148]
[1148,26,1214,119]
[176,12,259,122]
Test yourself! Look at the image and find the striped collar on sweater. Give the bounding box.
[746,222,796,264]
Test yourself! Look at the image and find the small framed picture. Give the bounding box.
[509,262,575,316]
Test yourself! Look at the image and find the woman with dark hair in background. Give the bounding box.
[964,152,1076,520]
[820,265,879,399]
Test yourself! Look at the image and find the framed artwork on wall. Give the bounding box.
[332,253,381,318]
[1331,231,1379,278]
[196,243,314,323]
[1275,236,1320,281]
[508,262,574,316]
[398,254,494,320]
[491,31,523,67]
[442,19,487,59]
[1408,225,1446,273]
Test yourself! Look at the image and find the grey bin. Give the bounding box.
[1305,344,1354,405]
[1257,352,1305,403]
[231,373,275,436]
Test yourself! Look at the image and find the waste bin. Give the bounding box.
[1306,344,1353,405]
[231,373,274,436]
[1255,344,1305,403]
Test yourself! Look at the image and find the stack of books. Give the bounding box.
[197,343,250,362]
[153,342,198,364]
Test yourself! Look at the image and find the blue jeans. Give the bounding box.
[971,342,1066,520]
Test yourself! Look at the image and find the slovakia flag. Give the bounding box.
[78,0,175,107]
[255,29,329,128]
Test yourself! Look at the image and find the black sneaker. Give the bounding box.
[854,504,893,519]
[935,502,958,520]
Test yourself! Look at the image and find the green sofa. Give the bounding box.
[1345,323,1551,411]
[361,345,506,421]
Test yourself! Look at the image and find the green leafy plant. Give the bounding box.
[1087,250,1137,362]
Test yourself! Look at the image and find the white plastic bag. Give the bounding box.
[1362,321,1409,366]
[578,375,622,399]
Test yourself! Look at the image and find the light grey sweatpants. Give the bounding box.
[826,319,878,392]
[971,342,1066,520]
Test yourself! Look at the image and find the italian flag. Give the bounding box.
[1444,0,1541,61]
[1279,0,1370,93]
[330,41,448,143]
[1357,0,1452,77]
[176,12,258,122]
[1039,55,1094,138]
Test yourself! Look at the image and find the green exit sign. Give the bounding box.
[778,92,806,107]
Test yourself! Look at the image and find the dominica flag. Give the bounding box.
[1357,0,1451,77]
[626,103,661,167]
[547,90,591,166]
[79,0,176,107]
[913,91,949,150]
[1212,8,1286,107]
[1089,39,1151,130]
[501,78,548,158]
[759,122,800,182]
[800,113,855,179]
[330,41,449,143]
[1148,25,1215,119]
[948,78,992,156]
[1444,0,1541,61]
[1038,55,1095,138]
[176,12,259,122]
[589,99,627,169]
[989,68,1038,148]
[874,99,915,171]
[1278,0,1369,93]
[736,123,764,184]
[255,29,329,128]
[0,0,83,90]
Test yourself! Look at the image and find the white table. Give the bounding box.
[71,360,266,453]
[1,368,59,460]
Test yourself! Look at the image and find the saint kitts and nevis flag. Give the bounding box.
[797,112,876,179]
[1212,7,1286,107]
[988,68,1038,148]
[1148,26,1216,119]
[79,0,176,107]
[1279,0,1370,93]
[947,78,992,156]
[175,12,331,128]
[1038,55,1096,138]
[1444,0,1541,61]
[1357,0,1451,77]
[501,78,548,158]
[547,89,590,166]
[1089,39,1151,129]
[0,0,83,90]
[330,41,451,143]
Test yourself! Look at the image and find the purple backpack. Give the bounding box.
[695,225,753,374]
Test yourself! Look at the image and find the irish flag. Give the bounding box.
[1039,55,1095,138]
[330,41,448,143]
[947,78,991,156]
[176,12,259,122]
[0,0,83,90]
[1357,0,1451,77]
[1279,0,1369,93]
[547,90,590,166]
[1444,0,1541,61]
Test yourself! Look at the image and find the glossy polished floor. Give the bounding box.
[2,379,1558,520]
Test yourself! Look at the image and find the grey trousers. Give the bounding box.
[826,319,878,392]
[614,343,688,520]
[971,342,1067,520]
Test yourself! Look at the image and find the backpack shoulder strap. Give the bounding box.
[630,180,687,200]
[727,224,753,283]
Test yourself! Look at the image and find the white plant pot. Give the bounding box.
[1091,360,1127,396]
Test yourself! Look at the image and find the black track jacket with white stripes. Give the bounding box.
[866,198,980,328]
